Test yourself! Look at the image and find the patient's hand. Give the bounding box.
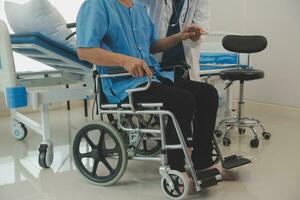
[122,57,153,78]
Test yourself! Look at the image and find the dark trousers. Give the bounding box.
[131,77,219,172]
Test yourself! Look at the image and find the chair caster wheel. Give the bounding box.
[215,130,223,138]
[38,141,54,169]
[11,120,28,140]
[223,138,231,146]
[161,170,189,200]
[262,132,271,140]
[239,128,246,135]
[250,139,259,148]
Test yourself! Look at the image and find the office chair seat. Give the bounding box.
[219,68,264,81]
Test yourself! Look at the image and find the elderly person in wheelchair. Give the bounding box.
[72,0,249,198]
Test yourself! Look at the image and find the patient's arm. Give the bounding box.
[77,48,153,77]
[150,25,205,54]
[150,33,183,54]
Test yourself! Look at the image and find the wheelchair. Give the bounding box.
[72,66,253,199]
[67,23,251,200]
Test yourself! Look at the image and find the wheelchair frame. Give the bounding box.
[72,71,224,199]
[71,51,251,200]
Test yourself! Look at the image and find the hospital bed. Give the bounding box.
[0,20,94,169]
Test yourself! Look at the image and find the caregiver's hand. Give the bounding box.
[189,25,207,41]
[181,25,206,41]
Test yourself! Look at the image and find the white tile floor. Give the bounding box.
[0,106,300,200]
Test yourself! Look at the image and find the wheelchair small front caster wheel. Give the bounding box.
[73,122,128,186]
[38,141,54,169]
[161,170,189,200]
[250,139,259,148]
[262,132,271,140]
[239,128,246,135]
[212,142,220,165]
[214,130,223,138]
[223,138,231,147]
[11,120,28,140]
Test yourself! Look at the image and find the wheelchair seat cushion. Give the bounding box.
[219,69,265,81]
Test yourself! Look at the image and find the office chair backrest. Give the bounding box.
[222,35,268,54]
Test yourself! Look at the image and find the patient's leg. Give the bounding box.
[173,78,237,180]
[132,82,196,172]
[200,164,238,181]
[174,78,218,170]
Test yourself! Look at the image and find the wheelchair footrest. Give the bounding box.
[222,155,251,170]
[197,168,222,189]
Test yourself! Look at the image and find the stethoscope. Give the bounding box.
[164,0,190,26]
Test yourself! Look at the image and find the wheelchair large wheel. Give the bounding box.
[121,115,161,157]
[137,115,161,156]
[73,122,127,186]
[136,133,161,157]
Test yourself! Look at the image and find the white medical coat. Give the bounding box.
[140,0,210,81]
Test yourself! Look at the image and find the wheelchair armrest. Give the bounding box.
[125,75,152,111]
[160,61,191,72]
[99,67,152,111]
[99,67,131,78]
[106,67,128,75]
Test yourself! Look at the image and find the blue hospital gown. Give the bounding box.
[76,0,173,103]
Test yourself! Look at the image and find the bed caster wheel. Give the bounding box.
[38,141,54,169]
[239,128,246,135]
[223,138,231,146]
[73,122,128,186]
[262,132,271,140]
[214,130,223,138]
[250,139,259,148]
[11,120,28,140]
[161,170,189,200]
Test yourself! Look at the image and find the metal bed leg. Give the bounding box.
[41,104,50,142]
[38,104,54,168]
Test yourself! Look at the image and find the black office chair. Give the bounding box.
[215,35,271,148]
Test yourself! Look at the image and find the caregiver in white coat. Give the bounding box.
[141,0,210,81]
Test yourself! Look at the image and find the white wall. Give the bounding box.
[210,0,300,108]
